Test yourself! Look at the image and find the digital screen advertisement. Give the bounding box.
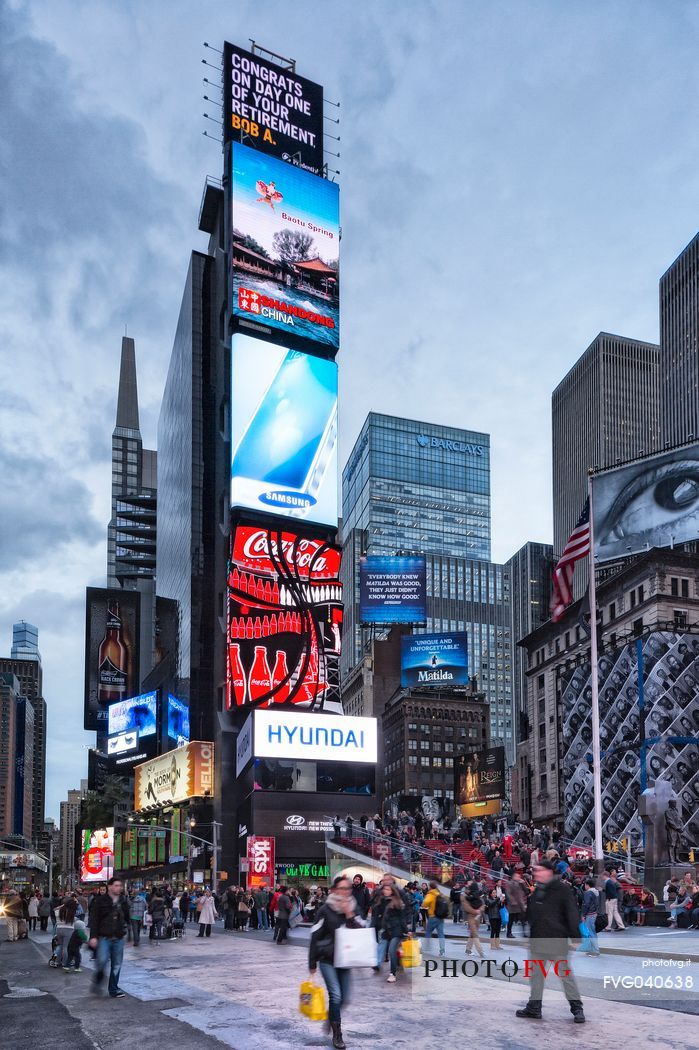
[230,335,338,525]
[108,691,158,738]
[224,42,324,174]
[400,632,469,687]
[167,694,190,746]
[134,741,215,810]
[253,709,378,764]
[231,142,339,355]
[454,746,506,806]
[592,441,699,563]
[227,524,343,712]
[359,555,427,625]
[80,827,114,883]
[84,588,140,731]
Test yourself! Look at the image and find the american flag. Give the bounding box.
[550,499,591,622]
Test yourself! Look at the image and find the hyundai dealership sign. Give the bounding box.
[253,709,377,764]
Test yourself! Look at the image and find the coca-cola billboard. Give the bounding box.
[227,523,343,712]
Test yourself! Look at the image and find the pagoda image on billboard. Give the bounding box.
[227,524,343,713]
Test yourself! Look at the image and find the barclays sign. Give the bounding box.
[416,434,485,456]
[253,709,378,764]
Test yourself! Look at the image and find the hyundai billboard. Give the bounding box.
[231,335,338,526]
[231,142,339,356]
[359,555,427,625]
[400,632,468,687]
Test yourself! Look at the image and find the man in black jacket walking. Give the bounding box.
[88,877,130,998]
[516,860,585,1024]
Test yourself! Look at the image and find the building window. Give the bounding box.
[674,609,688,628]
[421,756,430,767]
[682,578,690,598]
[633,617,643,637]
[445,758,453,768]
[420,740,429,751]
[638,585,644,603]
[433,757,443,768]
[408,740,417,750]
[408,756,417,766]
[671,577,679,597]
[630,590,636,608]
[444,742,454,752]
[540,774,547,792]
[537,674,545,690]
[609,601,616,621]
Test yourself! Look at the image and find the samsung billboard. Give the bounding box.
[230,335,338,526]
[231,142,339,356]
[400,632,469,688]
[359,555,427,625]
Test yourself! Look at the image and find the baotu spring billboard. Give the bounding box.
[231,142,339,356]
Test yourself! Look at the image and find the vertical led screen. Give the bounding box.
[562,632,699,853]
[454,746,506,806]
[80,828,115,883]
[227,524,342,712]
[84,588,140,732]
[231,334,338,527]
[223,42,324,175]
[231,142,339,356]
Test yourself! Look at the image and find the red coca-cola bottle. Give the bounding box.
[271,650,291,704]
[248,645,272,704]
[229,643,247,706]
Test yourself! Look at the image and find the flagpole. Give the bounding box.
[587,472,604,866]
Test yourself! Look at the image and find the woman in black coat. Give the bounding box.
[309,876,360,1050]
[377,885,408,981]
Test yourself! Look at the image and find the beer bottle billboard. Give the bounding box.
[84,587,140,731]
[98,602,129,703]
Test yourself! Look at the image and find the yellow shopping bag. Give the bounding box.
[299,979,328,1021]
[399,936,422,968]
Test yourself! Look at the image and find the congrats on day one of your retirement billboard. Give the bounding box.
[359,555,427,625]
[454,746,506,807]
[230,335,338,525]
[224,42,324,175]
[400,632,469,687]
[591,441,699,563]
[134,741,215,811]
[231,142,339,356]
[227,524,343,713]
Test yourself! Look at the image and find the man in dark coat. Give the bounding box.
[516,860,585,1024]
[351,874,371,918]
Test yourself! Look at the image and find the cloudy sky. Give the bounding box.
[2,0,698,820]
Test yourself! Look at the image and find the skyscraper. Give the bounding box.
[107,336,157,588]
[0,674,19,838]
[552,332,661,591]
[59,785,85,881]
[0,623,46,840]
[506,541,554,744]
[660,232,699,447]
[341,413,491,677]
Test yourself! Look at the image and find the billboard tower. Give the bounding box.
[223,42,343,717]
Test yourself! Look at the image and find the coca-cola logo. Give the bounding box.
[239,529,333,574]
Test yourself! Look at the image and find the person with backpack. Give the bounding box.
[423,881,448,956]
[461,878,485,958]
[581,877,601,957]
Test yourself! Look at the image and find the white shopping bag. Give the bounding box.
[333,925,377,968]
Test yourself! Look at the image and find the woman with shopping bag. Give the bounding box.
[308,875,362,1050]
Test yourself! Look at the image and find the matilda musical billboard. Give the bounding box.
[227,523,343,712]
[231,143,339,356]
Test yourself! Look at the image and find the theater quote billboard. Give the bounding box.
[224,42,324,174]
[359,555,427,625]
[134,741,215,811]
[231,335,338,525]
[592,442,699,562]
[400,632,468,687]
[231,143,339,355]
[227,524,343,712]
[84,588,140,731]
[455,746,505,806]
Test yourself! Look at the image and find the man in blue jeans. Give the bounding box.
[423,881,446,956]
[88,877,130,998]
